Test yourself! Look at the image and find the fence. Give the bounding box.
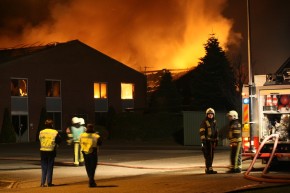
[183,111,229,146]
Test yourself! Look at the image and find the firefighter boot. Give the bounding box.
[205,167,217,174]
[233,168,242,173]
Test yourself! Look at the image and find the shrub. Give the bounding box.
[0,108,16,143]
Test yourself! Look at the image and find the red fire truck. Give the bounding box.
[242,74,290,163]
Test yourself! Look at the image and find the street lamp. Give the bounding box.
[247,0,256,153]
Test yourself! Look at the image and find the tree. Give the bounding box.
[229,54,248,113]
[190,34,238,110]
[149,70,182,112]
[0,108,16,143]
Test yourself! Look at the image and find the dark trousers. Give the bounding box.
[202,141,215,170]
[40,151,55,185]
[230,142,242,170]
[82,152,98,185]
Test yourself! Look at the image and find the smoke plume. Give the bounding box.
[0,0,241,71]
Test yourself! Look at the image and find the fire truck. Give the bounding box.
[242,71,290,163]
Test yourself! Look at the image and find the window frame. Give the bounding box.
[45,79,61,98]
[94,82,108,99]
[121,82,135,99]
[10,78,28,97]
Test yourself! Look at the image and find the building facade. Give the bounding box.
[0,40,147,142]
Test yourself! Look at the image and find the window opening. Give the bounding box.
[46,80,61,97]
[94,82,107,99]
[121,83,134,99]
[11,79,28,96]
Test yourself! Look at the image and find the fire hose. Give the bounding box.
[244,134,290,183]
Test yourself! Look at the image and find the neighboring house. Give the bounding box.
[0,40,147,142]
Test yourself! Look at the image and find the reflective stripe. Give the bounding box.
[205,121,211,128]
[206,121,212,137]
[230,137,242,143]
[229,131,233,138]
[207,127,212,136]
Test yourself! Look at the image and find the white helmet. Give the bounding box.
[79,118,85,125]
[227,110,238,119]
[72,117,80,124]
[206,108,215,115]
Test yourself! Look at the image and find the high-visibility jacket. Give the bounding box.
[80,132,100,154]
[39,128,58,151]
[200,118,218,141]
[229,119,242,143]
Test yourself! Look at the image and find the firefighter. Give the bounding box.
[66,117,85,166]
[227,110,242,173]
[80,124,102,187]
[39,119,61,187]
[199,108,218,174]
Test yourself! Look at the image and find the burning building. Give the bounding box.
[0,40,147,142]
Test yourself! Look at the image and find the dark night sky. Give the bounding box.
[0,0,289,75]
[224,0,290,75]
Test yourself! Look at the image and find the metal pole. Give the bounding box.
[247,0,256,152]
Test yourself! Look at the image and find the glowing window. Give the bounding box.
[11,78,28,96]
[121,83,134,99]
[94,83,107,99]
[46,80,61,97]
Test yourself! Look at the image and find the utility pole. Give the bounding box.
[247,0,256,152]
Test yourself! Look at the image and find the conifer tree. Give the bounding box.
[150,70,182,112]
[190,34,237,110]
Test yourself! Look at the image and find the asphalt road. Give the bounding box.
[0,141,290,193]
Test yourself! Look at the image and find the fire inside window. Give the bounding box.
[94,83,107,99]
[46,80,61,97]
[121,83,134,99]
[11,79,28,96]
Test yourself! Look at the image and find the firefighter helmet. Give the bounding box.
[79,118,85,125]
[227,110,238,119]
[72,117,80,124]
[206,108,215,115]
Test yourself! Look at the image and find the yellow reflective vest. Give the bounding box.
[39,128,58,151]
[80,132,100,154]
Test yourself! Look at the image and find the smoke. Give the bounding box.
[0,0,241,71]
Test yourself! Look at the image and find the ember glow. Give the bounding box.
[0,0,241,71]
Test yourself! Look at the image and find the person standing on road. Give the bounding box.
[66,117,85,166]
[227,110,242,173]
[80,123,102,187]
[39,119,61,187]
[200,108,218,174]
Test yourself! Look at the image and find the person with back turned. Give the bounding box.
[199,108,218,174]
[80,123,102,187]
[39,119,61,187]
[66,117,85,166]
